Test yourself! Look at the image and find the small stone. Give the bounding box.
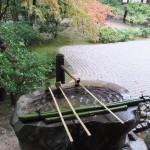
[139,104,147,111]
[139,118,145,122]
[145,102,150,108]
[145,108,149,112]
[147,112,150,118]
[141,122,148,128]
[128,132,138,141]
[136,124,142,130]
[140,111,147,117]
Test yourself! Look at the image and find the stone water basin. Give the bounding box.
[11,80,138,150]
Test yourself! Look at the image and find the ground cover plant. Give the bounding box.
[0,22,54,105]
[124,2,150,25]
[99,27,150,43]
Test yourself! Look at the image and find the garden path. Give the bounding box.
[106,18,132,29]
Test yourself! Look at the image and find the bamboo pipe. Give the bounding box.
[79,84,124,124]
[48,87,73,142]
[60,65,124,124]
[45,105,128,124]
[61,65,80,83]
[19,105,127,122]
[19,98,150,122]
[58,84,91,136]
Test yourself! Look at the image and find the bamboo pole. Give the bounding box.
[59,85,91,136]
[19,98,150,122]
[19,105,128,122]
[60,65,124,124]
[45,105,127,124]
[79,83,124,124]
[48,87,73,142]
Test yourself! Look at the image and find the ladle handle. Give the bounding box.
[61,65,80,83]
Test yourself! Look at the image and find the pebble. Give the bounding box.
[139,104,147,111]
[140,118,145,122]
[147,112,150,118]
[145,103,150,108]
[136,124,142,130]
[141,122,148,128]
[140,111,147,118]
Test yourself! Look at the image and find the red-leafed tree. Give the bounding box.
[23,0,114,40]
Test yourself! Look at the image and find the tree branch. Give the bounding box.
[0,0,10,19]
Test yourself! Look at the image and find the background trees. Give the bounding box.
[0,22,54,105]
[0,0,113,104]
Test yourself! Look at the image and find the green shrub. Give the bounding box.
[98,0,121,5]
[126,15,148,25]
[124,2,150,25]
[0,23,44,48]
[98,27,150,43]
[0,23,24,50]
[17,21,33,26]
[0,49,54,105]
[99,27,121,43]
[0,22,55,104]
[106,4,123,15]
[15,23,44,47]
[140,27,150,38]
[124,2,150,16]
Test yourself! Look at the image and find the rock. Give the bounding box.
[140,118,146,122]
[136,124,142,130]
[11,85,138,150]
[145,133,150,150]
[145,103,150,108]
[128,132,138,141]
[140,104,147,111]
[147,112,150,118]
[139,103,145,110]
[141,111,147,118]
[141,122,148,128]
[130,138,148,150]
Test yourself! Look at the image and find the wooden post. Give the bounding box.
[56,54,65,84]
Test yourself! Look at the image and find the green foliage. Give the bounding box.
[39,21,68,38]
[98,0,121,5]
[17,21,33,27]
[0,23,20,49]
[124,2,150,25]
[98,27,150,43]
[16,23,43,46]
[126,14,148,25]
[0,22,55,104]
[124,2,150,15]
[106,4,123,15]
[0,22,44,48]
[99,27,121,43]
[140,27,150,38]
[0,49,54,96]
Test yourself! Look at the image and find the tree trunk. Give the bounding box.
[10,92,17,106]
[0,88,5,101]
[0,0,10,21]
[0,0,2,20]
[123,10,128,23]
[33,0,36,6]
[11,0,19,21]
